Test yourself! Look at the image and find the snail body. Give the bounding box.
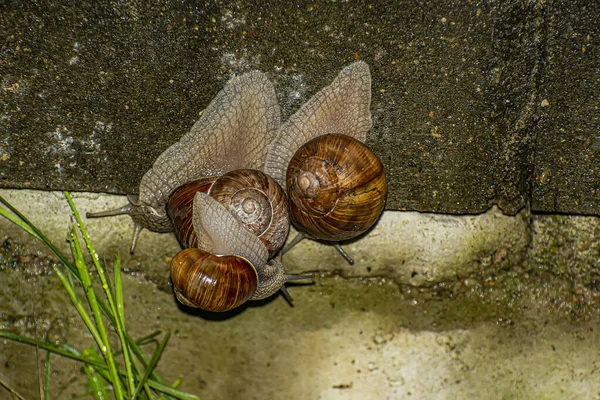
[87,71,312,312]
[87,71,281,253]
[265,61,386,263]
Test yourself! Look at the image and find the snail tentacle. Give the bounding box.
[87,201,144,253]
[281,231,355,264]
[333,243,354,265]
[86,196,172,253]
[250,256,313,301]
[130,223,143,255]
[279,232,306,255]
[86,203,133,218]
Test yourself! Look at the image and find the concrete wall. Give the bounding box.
[2,1,599,214]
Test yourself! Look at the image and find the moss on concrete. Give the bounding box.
[1,252,599,399]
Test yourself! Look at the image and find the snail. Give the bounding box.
[87,70,282,253]
[87,71,311,311]
[265,61,387,264]
[170,192,311,312]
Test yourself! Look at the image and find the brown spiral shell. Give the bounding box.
[167,169,289,257]
[286,133,387,242]
[208,169,289,257]
[166,176,219,249]
[170,247,258,312]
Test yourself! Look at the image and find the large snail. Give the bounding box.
[87,71,310,312]
[265,61,387,264]
[87,71,282,252]
[165,169,289,258]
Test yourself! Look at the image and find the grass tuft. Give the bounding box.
[0,193,199,400]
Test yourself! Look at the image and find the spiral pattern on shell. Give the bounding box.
[208,169,290,257]
[170,248,258,312]
[286,133,387,242]
[166,169,289,257]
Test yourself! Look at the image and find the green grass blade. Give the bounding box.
[114,253,125,328]
[65,228,124,399]
[134,330,162,347]
[0,196,75,275]
[1,194,198,399]
[83,363,108,400]
[0,331,107,370]
[65,192,133,397]
[64,192,135,396]
[112,252,136,396]
[124,331,168,399]
[82,348,109,400]
[0,330,198,400]
[53,264,103,352]
[171,376,183,388]
[0,376,27,400]
[144,380,200,400]
[132,331,171,399]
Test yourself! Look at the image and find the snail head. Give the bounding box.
[86,194,172,254]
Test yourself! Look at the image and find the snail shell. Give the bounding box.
[264,61,385,261]
[287,134,387,241]
[166,169,289,257]
[265,61,372,189]
[170,248,257,312]
[165,176,218,249]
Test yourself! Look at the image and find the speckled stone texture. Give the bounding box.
[1,1,598,214]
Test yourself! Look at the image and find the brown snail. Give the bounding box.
[166,169,289,258]
[87,71,311,311]
[265,61,387,264]
[87,71,282,253]
[169,192,310,312]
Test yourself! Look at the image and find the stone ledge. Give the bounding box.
[0,189,530,287]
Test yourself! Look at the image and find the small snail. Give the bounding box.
[265,61,387,264]
[87,71,311,311]
[170,192,310,312]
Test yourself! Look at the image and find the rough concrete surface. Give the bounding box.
[1,0,600,398]
[2,270,599,400]
[2,1,598,214]
[1,189,599,399]
[531,0,600,214]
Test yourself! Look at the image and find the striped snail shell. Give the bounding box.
[166,169,289,257]
[170,248,258,312]
[265,61,386,263]
[286,133,387,242]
